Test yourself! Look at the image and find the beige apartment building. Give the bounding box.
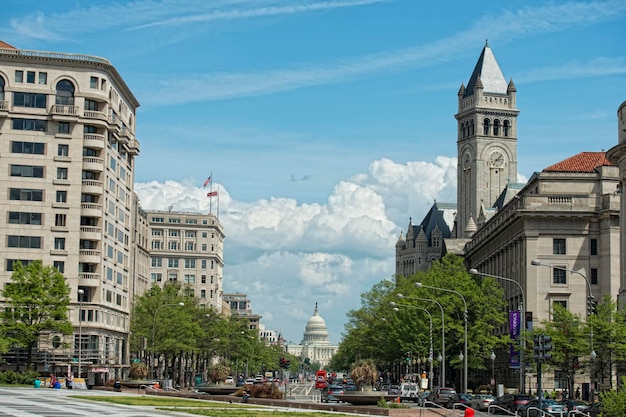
[0,41,140,378]
[145,210,224,311]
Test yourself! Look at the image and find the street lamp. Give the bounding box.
[490,351,496,395]
[531,260,594,401]
[391,301,434,390]
[469,268,526,393]
[416,282,468,394]
[397,293,446,386]
[77,289,84,379]
[151,302,185,379]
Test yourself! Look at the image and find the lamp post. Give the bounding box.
[531,260,595,402]
[490,351,496,395]
[391,302,434,390]
[77,289,84,378]
[469,268,526,393]
[151,302,185,379]
[416,282,467,394]
[397,293,446,386]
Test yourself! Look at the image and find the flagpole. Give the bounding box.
[217,187,220,219]
[209,172,213,214]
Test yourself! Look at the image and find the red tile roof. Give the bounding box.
[0,40,16,49]
[543,151,614,173]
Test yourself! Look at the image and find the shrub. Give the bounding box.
[129,363,148,379]
[0,370,39,385]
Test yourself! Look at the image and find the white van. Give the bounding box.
[400,382,419,398]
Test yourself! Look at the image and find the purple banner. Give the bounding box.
[509,310,521,368]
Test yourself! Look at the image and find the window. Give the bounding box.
[9,212,42,225]
[58,122,70,134]
[186,219,198,224]
[7,259,34,270]
[151,273,162,282]
[11,165,44,178]
[11,141,45,154]
[201,244,207,251]
[152,229,163,236]
[54,237,66,250]
[200,289,206,299]
[7,235,42,248]
[84,125,98,134]
[201,260,207,269]
[553,300,567,310]
[90,76,98,88]
[185,242,194,250]
[185,259,196,268]
[503,120,510,137]
[553,268,567,284]
[169,230,179,237]
[151,258,162,267]
[57,167,68,180]
[168,258,179,268]
[55,214,66,226]
[186,231,196,238]
[53,261,64,273]
[12,118,47,131]
[84,99,98,111]
[152,240,162,250]
[169,241,179,250]
[13,92,47,108]
[168,273,178,282]
[56,191,67,203]
[590,239,598,256]
[109,156,116,171]
[15,70,23,82]
[591,268,598,285]
[184,274,195,284]
[152,217,164,223]
[58,144,69,156]
[202,232,207,238]
[26,71,35,83]
[169,218,181,223]
[55,80,75,105]
[201,275,206,284]
[39,72,47,84]
[553,238,566,255]
[10,188,43,201]
[483,118,490,135]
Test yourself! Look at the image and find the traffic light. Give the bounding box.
[587,295,597,315]
[533,334,552,362]
[285,359,290,368]
[279,357,285,368]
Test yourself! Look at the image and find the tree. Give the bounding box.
[600,376,626,417]
[0,261,72,370]
[589,295,626,390]
[351,359,379,390]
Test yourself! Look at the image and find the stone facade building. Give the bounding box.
[286,304,338,368]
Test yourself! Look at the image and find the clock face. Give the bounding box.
[489,151,505,168]
[462,152,472,169]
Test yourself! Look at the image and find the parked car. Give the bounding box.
[387,384,401,395]
[491,394,531,413]
[321,384,345,402]
[518,399,568,417]
[467,394,496,411]
[587,402,603,417]
[400,382,419,398]
[224,376,234,384]
[452,393,473,406]
[561,399,590,412]
[427,387,458,407]
[344,382,357,391]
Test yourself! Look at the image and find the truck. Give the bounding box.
[315,370,328,389]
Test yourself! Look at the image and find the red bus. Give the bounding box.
[315,370,327,389]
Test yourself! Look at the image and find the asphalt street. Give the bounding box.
[0,387,178,417]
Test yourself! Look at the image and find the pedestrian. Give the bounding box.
[66,374,74,389]
[562,389,568,400]
[575,387,581,400]
[49,374,57,389]
[543,390,549,399]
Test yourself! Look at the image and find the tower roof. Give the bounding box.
[301,303,330,346]
[464,42,508,98]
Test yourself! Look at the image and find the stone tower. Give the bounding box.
[455,42,519,237]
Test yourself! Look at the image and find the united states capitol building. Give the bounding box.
[286,304,338,367]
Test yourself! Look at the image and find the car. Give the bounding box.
[561,399,590,412]
[344,382,357,391]
[467,394,495,411]
[452,393,473,406]
[587,402,603,417]
[518,399,568,417]
[321,384,345,402]
[245,378,255,385]
[491,394,531,413]
[400,382,419,398]
[387,384,401,395]
[224,376,234,384]
[427,387,458,407]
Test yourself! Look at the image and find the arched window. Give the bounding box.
[503,120,510,137]
[483,118,491,135]
[470,120,474,136]
[55,80,75,105]
[493,119,500,136]
[460,123,465,138]
[0,76,5,102]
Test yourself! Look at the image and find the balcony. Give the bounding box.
[108,114,122,135]
[81,203,103,217]
[83,110,108,127]
[82,156,104,172]
[82,179,103,194]
[79,272,99,281]
[50,104,80,120]
[126,138,140,156]
[80,226,102,240]
[79,249,101,263]
[83,133,105,149]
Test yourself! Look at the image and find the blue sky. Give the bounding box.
[2,0,625,344]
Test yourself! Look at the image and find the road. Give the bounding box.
[0,387,177,417]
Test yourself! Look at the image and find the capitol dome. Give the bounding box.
[301,303,330,346]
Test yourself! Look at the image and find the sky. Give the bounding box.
[2,0,625,345]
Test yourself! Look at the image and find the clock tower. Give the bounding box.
[455,42,519,238]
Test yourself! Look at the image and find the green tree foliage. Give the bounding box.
[590,296,626,390]
[331,254,508,388]
[600,376,626,417]
[0,260,72,370]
